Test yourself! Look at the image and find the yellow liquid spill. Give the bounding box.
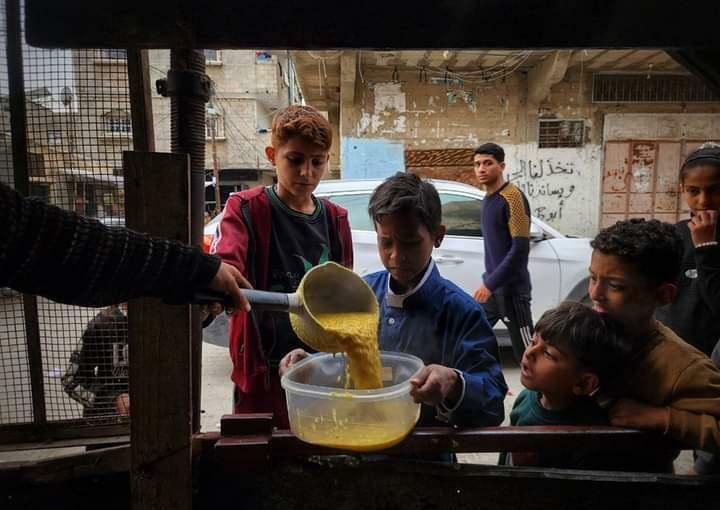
[292,399,417,451]
[308,312,382,390]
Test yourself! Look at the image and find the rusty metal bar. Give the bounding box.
[169,48,207,434]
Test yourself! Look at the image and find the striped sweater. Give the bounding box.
[0,182,219,307]
[481,181,532,294]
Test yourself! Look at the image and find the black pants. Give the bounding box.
[482,292,533,365]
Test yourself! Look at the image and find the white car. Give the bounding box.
[207,179,593,329]
[313,179,593,327]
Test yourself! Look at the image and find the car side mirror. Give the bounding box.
[529,224,544,242]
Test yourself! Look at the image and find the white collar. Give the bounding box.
[386,259,435,309]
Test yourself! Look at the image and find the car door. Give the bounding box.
[434,192,486,293]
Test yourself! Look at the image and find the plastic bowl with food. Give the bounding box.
[281,351,423,452]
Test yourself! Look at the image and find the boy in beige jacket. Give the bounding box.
[589,219,720,471]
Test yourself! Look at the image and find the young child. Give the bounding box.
[282,172,507,427]
[590,218,720,471]
[501,301,630,469]
[62,304,130,419]
[211,105,353,427]
[657,143,720,356]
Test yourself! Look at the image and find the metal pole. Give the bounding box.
[6,0,47,430]
[210,118,221,214]
[169,48,207,433]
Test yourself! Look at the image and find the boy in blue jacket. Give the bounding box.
[282,172,507,427]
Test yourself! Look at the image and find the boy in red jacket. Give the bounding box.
[211,105,353,427]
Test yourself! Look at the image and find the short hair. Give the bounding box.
[680,142,720,183]
[473,143,505,163]
[271,105,332,150]
[535,301,630,387]
[368,172,442,234]
[591,218,683,286]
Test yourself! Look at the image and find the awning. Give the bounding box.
[57,168,124,187]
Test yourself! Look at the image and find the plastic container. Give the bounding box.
[281,351,424,451]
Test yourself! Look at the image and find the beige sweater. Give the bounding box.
[623,322,720,453]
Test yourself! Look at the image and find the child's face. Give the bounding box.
[265,137,329,199]
[375,211,445,292]
[473,154,505,187]
[681,165,720,213]
[520,333,590,399]
[588,251,665,332]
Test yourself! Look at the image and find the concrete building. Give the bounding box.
[0,66,121,218]
[149,49,301,213]
[293,50,720,236]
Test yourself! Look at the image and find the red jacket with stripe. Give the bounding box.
[211,186,353,425]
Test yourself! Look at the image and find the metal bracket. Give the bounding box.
[156,69,213,102]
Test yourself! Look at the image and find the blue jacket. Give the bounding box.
[364,261,507,427]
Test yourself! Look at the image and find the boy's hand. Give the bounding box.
[689,210,718,246]
[608,398,670,432]
[208,262,253,314]
[473,284,492,303]
[409,364,461,407]
[115,393,130,416]
[279,348,309,377]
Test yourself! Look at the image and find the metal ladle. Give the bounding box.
[192,261,378,352]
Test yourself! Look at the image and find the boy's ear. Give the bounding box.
[655,282,677,307]
[572,371,599,397]
[265,146,275,165]
[434,225,446,248]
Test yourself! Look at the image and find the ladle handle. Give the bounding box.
[191,289,291,312]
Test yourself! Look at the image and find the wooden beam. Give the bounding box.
[124,151,192,510]
[0,445,130,485]
[214,426,680,463]
[612,50,661,70]
[199,456,717,510]
[24,0,720,50]
[527,50,572,105]
[0,435,129,452]
[0,423,129,445]
[586,49,637,70]
[127,49,156,152]
[667,49,720,95]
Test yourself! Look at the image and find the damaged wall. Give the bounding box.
[339,65,720,236]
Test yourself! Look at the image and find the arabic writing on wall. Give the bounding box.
[510,158,578,222]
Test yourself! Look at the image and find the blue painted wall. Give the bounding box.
[341,137,405,179]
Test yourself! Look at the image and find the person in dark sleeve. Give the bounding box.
[472,143,534,365]
[656,143,720,356]
[0,181,251,309]
[62,304,130,419]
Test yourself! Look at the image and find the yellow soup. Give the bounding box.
[291,398,416,451]
[311,312,382,390]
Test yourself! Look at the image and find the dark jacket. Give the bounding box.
[658,220,720,356]
[0,182,219,307]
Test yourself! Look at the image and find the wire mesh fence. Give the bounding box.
[2,0,294,436]
[1,3,131,432]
